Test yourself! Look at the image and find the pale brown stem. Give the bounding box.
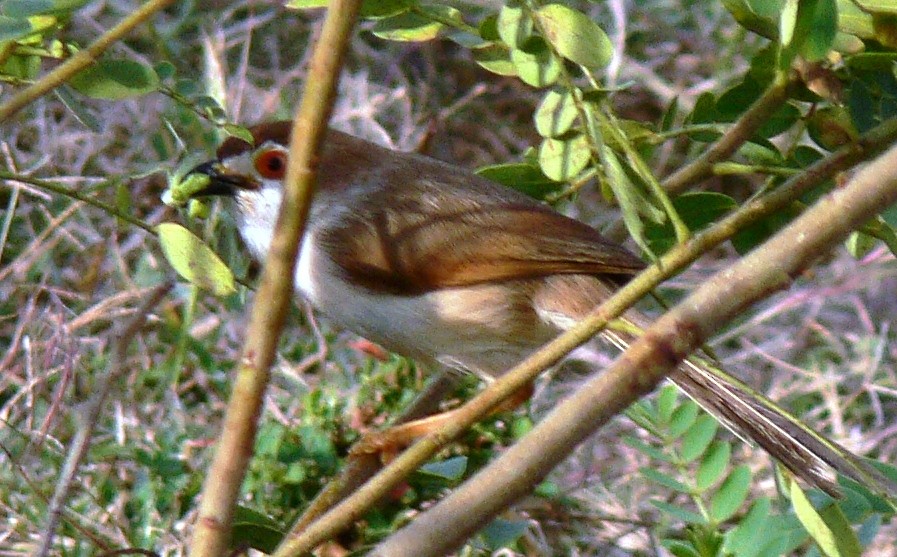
[186,3,362,556]
[0,0,177,121]
[275,116,897,555]
[372,134,897,557]
[661,71,796,195]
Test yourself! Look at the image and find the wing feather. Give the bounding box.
[316,159,645,294]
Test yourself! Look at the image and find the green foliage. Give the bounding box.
[68,59,160,99]
[287,0,897,262]
[156,222,236,296]
[626,386,896,556]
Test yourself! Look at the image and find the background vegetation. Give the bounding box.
[2,0,897,555]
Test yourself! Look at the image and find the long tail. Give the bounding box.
[600,324,897,499]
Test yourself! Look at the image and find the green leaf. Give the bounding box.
[535,89,578,137]
[758,103,801,138]
[840,0,875,38]
[668,400,699,438]
[156,223,237,296]
[3,0,88,16]
[511,37,560,87]
[2,0,54,17]
[535,4,613,68]
[656,384,680,424]
[480,518,529,550]
[54,85,101,132]
[873,13,897,49]
[600,146,655,258]
[780,0,799,47]
[807,106,859,151]
[641,467,693,494]
[663,540,701,557]
[69,59,160,100]
[660,97,679,132]
[865,214,897,257]
[828,483,872,522]
[360,0,411,19]
[711,465,752,522]
[681,415,720,463]
[479,13,500,41]
[845,231,877,258]
[722,0,782,40]
[476,162,561,199]
[0,15,33,41]
[534,480,562,499]
[646,192,737,255]
[797,0,838,61]
[538,133,590,181]
[790,480,855,557]
[472,43,517,76]
[623,435,676,463]
[223,123,254,145]
[724,497,775,556]
[298,424,338,473]
[717,78,763,121]
[285,0,328,8]
[231,506,284,554]
[738,140,784,166]
[497,3,531,48]
[154,60,176,81]
[838,459,897,513]
[847,80,876,134]
[651,499,706,524]
[697,441,731,490]
[731,207,800,254]
[687,92,721,141]
[419,456,468,481]
[855,0,897,14]
[372,5,461,42]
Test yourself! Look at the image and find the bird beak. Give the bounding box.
[185,160,258,198]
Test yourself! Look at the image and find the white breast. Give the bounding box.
[295,234,318,301]
[293,236,554,378]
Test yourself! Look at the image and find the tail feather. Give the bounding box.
[600,326,897,499]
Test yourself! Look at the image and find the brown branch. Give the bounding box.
[186,3,362,556]
[275,116,897,555]
[0,0,177,122]
[661,71,797,195]
[0,172,154,234]
[371,136,897,557]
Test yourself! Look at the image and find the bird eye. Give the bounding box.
[254,149,287,179]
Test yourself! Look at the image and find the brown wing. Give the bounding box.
[317,164,645,295]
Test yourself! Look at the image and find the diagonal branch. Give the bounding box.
[371,137,897,557]
[661,71,797,194]
[274,116,897,556]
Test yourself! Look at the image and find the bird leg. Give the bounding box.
[350,382,535,460]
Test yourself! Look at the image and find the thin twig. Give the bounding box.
[661,71,797,194]
[187,3,363,556]
[0,172,155,234]
[0,0,177,121]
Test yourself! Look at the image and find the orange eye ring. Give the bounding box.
[254,149,287,179]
